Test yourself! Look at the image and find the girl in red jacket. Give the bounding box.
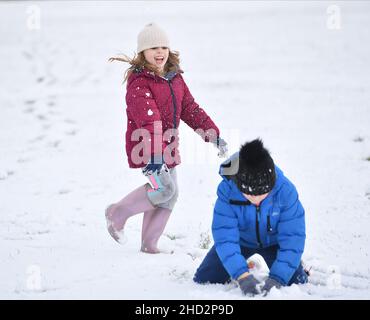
[106,23,227,253]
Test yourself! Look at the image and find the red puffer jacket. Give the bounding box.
[125,67,220,168]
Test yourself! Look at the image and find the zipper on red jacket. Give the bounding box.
[167,80,177,129]
[256,206,263,248]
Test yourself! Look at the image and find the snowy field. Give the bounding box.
[1,1,370,299]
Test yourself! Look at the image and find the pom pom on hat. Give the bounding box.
[235,139,276,196]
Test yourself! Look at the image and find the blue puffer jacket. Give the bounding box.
[212,152,306,285]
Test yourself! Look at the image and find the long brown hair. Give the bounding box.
[108,50,182,84]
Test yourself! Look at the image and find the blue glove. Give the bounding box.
[238,274,260,296]
[142,154,164,176]
[261,277,282,296]
[213,137,228,158]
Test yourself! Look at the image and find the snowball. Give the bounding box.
[145,93,150,97]
[147,109,153,116]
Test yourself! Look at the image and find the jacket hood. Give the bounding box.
[127,66,181,86]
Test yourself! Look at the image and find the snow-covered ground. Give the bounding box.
[1,1,370,299]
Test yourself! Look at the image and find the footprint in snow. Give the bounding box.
[65,129,78,136]
[48,140,61,148]
[23,100,36,114]
[29,135,46,143]
[58,189,70,195]
[36,114,47,121]
[24,100,36,105]
[353,136,364,143]
[0,170,15,181]
[22,51,33,60]
[64,118,76,125]
[23,107,35,114]
[17,157,31,164]
[47,101,56,108]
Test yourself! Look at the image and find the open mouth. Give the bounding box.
[155,57,164,64]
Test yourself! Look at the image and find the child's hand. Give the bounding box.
[261,277,282,296]
[238,274,260,296]
[214,137,228,158]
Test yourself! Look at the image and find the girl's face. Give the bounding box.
[243,193,269,207]
[143,47,169,73]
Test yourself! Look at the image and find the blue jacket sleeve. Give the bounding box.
[212,181,249,280]
[269,183,306,285]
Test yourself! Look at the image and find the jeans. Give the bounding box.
[193,245,308,285]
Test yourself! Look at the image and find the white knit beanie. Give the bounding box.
[137,23,170,53]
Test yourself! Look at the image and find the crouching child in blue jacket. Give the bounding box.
[193,139,309,296]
